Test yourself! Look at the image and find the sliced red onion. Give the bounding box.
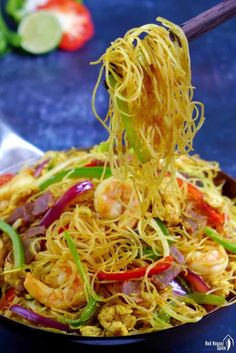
[170,280,187,296]
[183,269,211,293]
[10,305,69,332]
[39,181,93,228]
[34,159,50,178]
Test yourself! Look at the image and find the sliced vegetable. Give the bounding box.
[0,173,14,187]
[177,178,202,201]
[39,166,111,191]
[142,247,160,260]
[85,159,104,167]
[0,288,16,309]
[0,219,25,269]
[188,293,226,306]
[64,231,91,295]
[10,305,69,331]
[63,231,97,327]
[183,269,210,293]
[155,218,169,236]
[108,73,150,163]
[39,180,93,228]
[177,178,224,229]
[18,11,63,54]
[61,297,97,328]
[154,217,173,248]
[204,226,236,254]
[98,256,173,281]
[157,309,171,323]
[175,275,191,294]
[38,0,94,51]
[70,297,97,328]
[201,202,225,229]
[34,159,50,178]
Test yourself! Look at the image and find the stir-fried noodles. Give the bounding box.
[0,19,235,337]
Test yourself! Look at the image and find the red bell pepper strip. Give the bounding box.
[38,0,94,51]
[97,256,173,281]
[0,173,14,187]
[85,160,104,167]
[177,178,224,229]
[0,288,16,309]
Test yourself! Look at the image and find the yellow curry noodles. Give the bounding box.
[0,19,235,337]
[0,150,235,336]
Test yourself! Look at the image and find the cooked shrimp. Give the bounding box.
[98,304,136,336]
[94,177,140,228]
[187,243,228,277]
[24,270,86,310]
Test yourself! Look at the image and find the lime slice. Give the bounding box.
[18,11,62,54]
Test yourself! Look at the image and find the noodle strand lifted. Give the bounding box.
[92,17,204,182]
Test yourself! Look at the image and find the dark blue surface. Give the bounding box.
[0,1,236,352]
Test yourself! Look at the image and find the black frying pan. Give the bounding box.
[0,170,235,353]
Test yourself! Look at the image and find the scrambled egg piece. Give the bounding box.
[98,304,136,336]
[80,326,102,337]
[159,177,181,225]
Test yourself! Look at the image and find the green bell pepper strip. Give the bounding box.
[108,73,150,163]
[0,219,24,269]
[39,166,112,191]
[188,293,226,306]
[142,247,160,260]
[63,232,98,328]
[204,226,236,254]
[155,218,169,236]
[64,231,91,296]
[176,275,191,294]
[62,297,97,329]
[155,217,173,246]
[157,309,171,323]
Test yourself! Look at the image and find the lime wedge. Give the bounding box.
[18,11,62,54]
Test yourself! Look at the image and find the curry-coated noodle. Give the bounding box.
[0,19,235,337]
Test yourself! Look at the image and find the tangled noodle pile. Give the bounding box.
[0,18,235,337]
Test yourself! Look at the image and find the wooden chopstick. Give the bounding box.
[181,0,236,41]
